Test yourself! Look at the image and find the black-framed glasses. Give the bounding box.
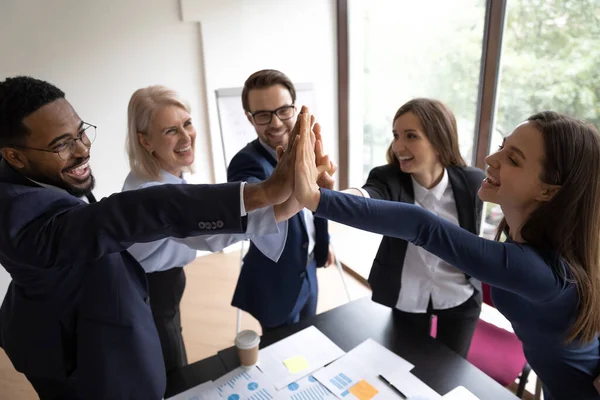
[250,105,296,125]
[9,122,96,160]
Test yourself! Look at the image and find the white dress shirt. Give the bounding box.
[122,170,287,273]
[259,139,316,256]
[357,170,474,312]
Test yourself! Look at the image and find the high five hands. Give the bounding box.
[267,105,336,219]
[293,106,336,212]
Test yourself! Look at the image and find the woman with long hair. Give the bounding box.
[346,99,484,357]
[296,110,600,399]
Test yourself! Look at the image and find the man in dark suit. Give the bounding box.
[0,76,297,400]
[228,70,333,332]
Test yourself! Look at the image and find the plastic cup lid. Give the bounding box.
[235,330,260,350]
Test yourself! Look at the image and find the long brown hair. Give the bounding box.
[386,98,466,167]
[497,111,600,342]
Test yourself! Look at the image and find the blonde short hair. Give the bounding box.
[126,85,192,181]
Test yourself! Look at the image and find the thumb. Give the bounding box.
[276,146,284,161]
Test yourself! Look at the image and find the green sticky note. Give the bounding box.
[283,355,310,374]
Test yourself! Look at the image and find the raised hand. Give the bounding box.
[294,109,322,212]
[313,122,337,190]
[259,106,309,205]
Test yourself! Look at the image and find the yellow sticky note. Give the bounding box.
[283,355,310,374]
[349,380,379,400]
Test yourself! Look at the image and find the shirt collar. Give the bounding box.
[411,168,449,204]
[258,138,278,161]
[160,169,186,184]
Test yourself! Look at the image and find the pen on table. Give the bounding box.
[378,374,407,399]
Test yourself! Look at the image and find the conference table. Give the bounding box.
[166,297,518,400]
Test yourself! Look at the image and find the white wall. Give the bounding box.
[180,0,339,182]
[0,0,339,299]
[0,0,213,198]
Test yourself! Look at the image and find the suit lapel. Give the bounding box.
[397,169,415,205]
[251,140,277,168]
[448,167,474,232]
[86,193,97,203]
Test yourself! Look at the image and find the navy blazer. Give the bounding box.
[0,159,246,400]
[227,139,329,327]
[363,164,485,308]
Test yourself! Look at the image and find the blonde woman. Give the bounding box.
[122,86,290,375]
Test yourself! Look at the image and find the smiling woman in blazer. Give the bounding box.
[349,98,485,357]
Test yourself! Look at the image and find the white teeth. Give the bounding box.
[485,175,500,186]
[175,146,191,153]
[68,161,88,173]
[398,156,413,161]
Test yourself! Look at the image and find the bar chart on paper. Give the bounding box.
[215,367,277,400]
[329,373,353,391]
[275,375,334,400]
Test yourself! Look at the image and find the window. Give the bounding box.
[347,0,487,186]
[482,0,600,238]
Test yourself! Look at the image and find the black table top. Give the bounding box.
[165,354,227,398]
[169,297,518,400]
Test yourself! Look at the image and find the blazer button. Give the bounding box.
[299,271,307,279]
[144,296,150,304]
[302,242,308,249]
[198,222,206,229]
[211,221,217,229]
[216,220,224,228]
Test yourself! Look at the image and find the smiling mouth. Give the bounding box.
[174,145,192,154]
[64,159,91,179]
[397,155,414,162]
[484,174,500,186]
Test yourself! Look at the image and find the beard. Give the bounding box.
[65,173,95,198]
[25,158,96,199]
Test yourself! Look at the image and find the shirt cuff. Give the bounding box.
[240,182,247,216]
[355,187,371,198]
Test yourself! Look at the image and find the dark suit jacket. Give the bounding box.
[0,159,246,400]
[362,164,485,309]
[227,139,329,327]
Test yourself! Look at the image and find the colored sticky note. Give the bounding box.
[349,380,379,400]
[283,355,310,374]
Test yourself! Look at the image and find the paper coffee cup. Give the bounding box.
[235,330,260,367]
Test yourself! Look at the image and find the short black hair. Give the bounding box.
[0,76,65,148]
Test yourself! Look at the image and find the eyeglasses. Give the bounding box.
[10,122,96,160]
[250,105,296,125]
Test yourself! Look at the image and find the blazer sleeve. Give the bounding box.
[315,189,563,303]
[362,166,394,201]
[3,183,246,268]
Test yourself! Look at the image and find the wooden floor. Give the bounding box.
[0,250,370,399]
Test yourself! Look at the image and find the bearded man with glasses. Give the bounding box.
[227,69,334,333]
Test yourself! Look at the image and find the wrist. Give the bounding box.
[243,182,270,212]
[308,188,322,212]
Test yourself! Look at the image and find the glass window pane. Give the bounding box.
[483,0,600,237]
[348,0,487,186]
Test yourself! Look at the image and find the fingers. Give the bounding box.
[315,138,325,162]
[276,145,284,161]
[313,122,322,142]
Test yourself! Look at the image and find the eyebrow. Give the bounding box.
[47,121,84,147]
[508,145,527,160]
[392,129,418,134]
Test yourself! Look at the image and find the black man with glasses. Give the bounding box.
[228,69,333,332]
[0,76,301,400]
